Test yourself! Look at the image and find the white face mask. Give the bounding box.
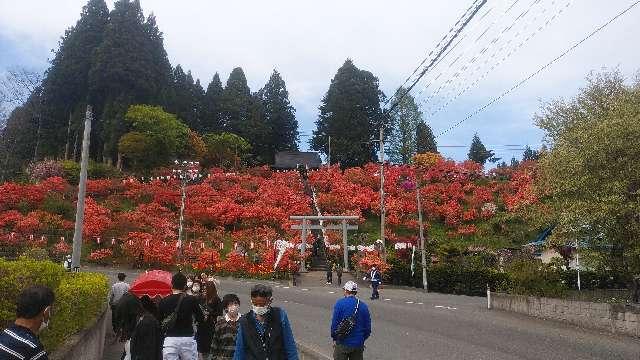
[39,307,51,333]
[186,281,193,288]
[252,305,270,316]
[192,284,200,293]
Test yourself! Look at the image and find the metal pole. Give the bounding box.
[342,219,349,271]
[71,105,92,270]
[177,179,186,258]
[327,136,331,167]
[379,126,386,260]
[416,182,427,291]
[300,219,307,272]
[576,240,581,291]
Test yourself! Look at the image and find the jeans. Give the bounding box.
[163,336,198,360]
[333,343,364,360]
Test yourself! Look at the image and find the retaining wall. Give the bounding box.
[49,306,108,360]
[491,292,640,337]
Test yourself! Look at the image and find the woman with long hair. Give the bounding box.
[196,280,223,360]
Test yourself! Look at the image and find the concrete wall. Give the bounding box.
[49,307,108,360]
[491,292,640,337]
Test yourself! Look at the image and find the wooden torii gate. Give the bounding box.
[290,215,359,272]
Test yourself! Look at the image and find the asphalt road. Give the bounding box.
[97,267,640,360]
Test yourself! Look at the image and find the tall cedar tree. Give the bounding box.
[202,73,224,133]
[89,0,173,162]
[416,121,438,154]
[388,87,421,164]
[221,67,252,137]
[168,66,205,132]
[467,133,494,165]
[261,70,299,159]
[311,59,385,168]
[40,0,109,158]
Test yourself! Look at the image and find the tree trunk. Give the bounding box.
[64,112,72,160]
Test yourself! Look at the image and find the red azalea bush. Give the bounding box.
[88,248,113,264]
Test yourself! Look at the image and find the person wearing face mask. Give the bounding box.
[211,294,241,360]
[330,281,371,360]
[233,284,298,360]
[0,285,55,360]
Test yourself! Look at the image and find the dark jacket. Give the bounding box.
[159,293,205,337]
[238,308,285,360]
[196,297,223,353]
[130,313,163,360]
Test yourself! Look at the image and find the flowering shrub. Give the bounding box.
[88,248,113,264]
[27,160,64,182]
[354,253,390,273]
[52,240,71,256]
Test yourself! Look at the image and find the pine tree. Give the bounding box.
[38,0,109,158]
[261,70,298,159]
[416,121,438,154]
[168,66,204,132]
[311,59,384,168]
[88,0,173,162]
[522,145,540,161]
[388,87,421,164]
[468,133,494,165]
[202,73,224,133]
[221,67,251,137]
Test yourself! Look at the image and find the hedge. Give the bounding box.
[40,272,109,350]
[0,259,109,352]
[0,259,65,328]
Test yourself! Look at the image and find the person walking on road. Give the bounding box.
[109,272,130,333]
[326,262,333,285]
[159,272,205,360]
[197,280,223,360]
[368,267,381,300]
[330,281,371,360]
[0,285,54,360]
[211,294,241,360]
[129,295,163,360]
[336,264,343,286]
[233,284,299,360]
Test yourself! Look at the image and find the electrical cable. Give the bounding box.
[435,0,640,138]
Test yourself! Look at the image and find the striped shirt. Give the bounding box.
[211,314,239,360]
[0,324,47,360]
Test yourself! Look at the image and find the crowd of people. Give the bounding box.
[0,266,378,360]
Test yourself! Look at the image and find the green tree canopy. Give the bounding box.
[221,67,251,137]
[202,73,224,133]
[536,70,640,280]
[311,59,385,167]
[202,132,251,169]
[388,87,422,164]
[261,70,298,158]
[416,121,438,154]
[118,105,189,170]
[467,133,494,165]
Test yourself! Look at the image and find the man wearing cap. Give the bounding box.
[330,281,371,360]
[109,272,130,334]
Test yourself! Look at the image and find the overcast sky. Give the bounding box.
[1,0,639,162]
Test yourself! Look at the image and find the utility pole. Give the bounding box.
[71,105,92,271]
[416,178,428,291]
[379,126,386,260]
[327,136,331,167]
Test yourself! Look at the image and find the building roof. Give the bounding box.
[273,151,323,169]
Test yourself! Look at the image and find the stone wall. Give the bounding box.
[49,307,108,360]
[491,292,640,337]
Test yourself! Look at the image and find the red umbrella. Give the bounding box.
[129,270,173,298]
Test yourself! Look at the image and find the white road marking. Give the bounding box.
[435,305,457,310]
[329,291,335,294]
[418,302,424,305]
[384,298,391,301]
[301,288,309,291]
[406,301,414,304]
[282,286,290,289]
[435,305,445,308]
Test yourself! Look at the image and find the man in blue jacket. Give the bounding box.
[330,281,371,360]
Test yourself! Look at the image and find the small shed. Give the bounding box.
[273,151,322,170]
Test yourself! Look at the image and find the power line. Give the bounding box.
[436,0,640,138]
[386,0,489,115]
[383,0,488,109]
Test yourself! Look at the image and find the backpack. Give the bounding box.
[161,294,185,334]
[334,299,359,340]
